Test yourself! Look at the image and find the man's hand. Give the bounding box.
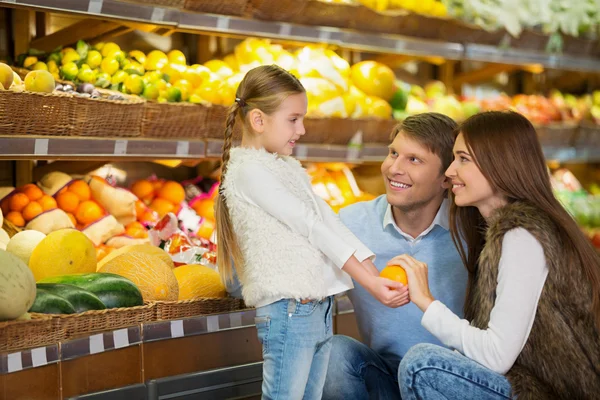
[387,254,435,312]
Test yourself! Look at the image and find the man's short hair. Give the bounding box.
[390,112,457,172]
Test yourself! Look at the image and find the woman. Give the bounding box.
[392,111,600,400]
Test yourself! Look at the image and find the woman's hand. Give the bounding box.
[365,276,410,308]
[387,254,435,312]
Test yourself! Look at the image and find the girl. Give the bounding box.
[392,111,600,400]
[215,64,409,399]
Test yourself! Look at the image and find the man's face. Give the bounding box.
[381,131,447,212]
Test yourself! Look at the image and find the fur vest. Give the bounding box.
[468,202,600,400]
[221,147,328,307]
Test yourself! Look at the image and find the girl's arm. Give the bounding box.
[390,228,548,374]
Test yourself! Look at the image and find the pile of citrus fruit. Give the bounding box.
[1,185,58,227]
[131,179,185,219]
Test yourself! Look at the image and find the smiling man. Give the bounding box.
[323,113,468,399]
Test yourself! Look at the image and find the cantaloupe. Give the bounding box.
[29,229,97,281]
[98,252,178,301]
[0,228,10,250]
[174,264,226,300]
[0,249,36,321]
[97,243,174,271]
[6,230,46,266]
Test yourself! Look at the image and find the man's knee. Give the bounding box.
[328,335,365,373]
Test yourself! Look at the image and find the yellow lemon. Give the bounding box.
[111,70,128,85]
[86,50,102,69]
[183,65,212,88]
[47,60,59,74]
[194,76,222,105]
[142,83,160,100]
[173,79,192,101]
[23,56,38,69]
[32,62,48,71]
[129,50,147,65]
[62,52,81,66]
[160,62,186,83]
[145,50,168,71]
[100,57,120,75]
[204,59,233,78]
[167,50,186,65]
[101,42,121,58]
[124,74,144,95]
[350,61,396,101]
[60,62,79,81]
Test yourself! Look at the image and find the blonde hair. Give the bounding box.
[216,65,305,284]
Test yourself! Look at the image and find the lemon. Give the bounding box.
[223,54,239,72]
[80,63,91,71]
[173,79,192,101]
[101,57,120,75]
[86,50,102,69]
[124,74,144,95]
[62,52,80,66]
[204,59,233,78]
[32,62,48,71]
[94,42,105,52]
[101,42,121,58]
[129,50,146,65]
[164,86,182,103]
[77,68,96,83]
[47,52,61,65]
[23,56,38,69]
[350,61,396,101]
[143,71,164,84]
[189,94,209,105]
[61,47,76,56]
[154,79,168,91]
[110,50,126,63]
[95,72,111,88]
[167,50,186,65]
[111,70,128,85]
[161,63,186,83]
[60,62,79,81]
[194,78,222,105]
[183,65,211,88]
[124,62,145,76]
[145,50,168,71]
[142,83,160,100]
[47,60,59,74]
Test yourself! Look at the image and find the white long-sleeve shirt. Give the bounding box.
[226,147,374,307]
[422,228,548,374]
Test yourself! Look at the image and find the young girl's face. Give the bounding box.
[445,133,506,218]
[260,93,307,156]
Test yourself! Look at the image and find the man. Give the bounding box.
[322,113,468,399]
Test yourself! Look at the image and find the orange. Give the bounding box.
[152,180,165,191]
[380,265,408,285]
[150,198,175,217]
[9,193,30,212]
[69,180,91,201]
[126,221,148,239]
[139,210,159,224]
[6,211,25,227]
[156,181,185,205]
[75,200,105,225]
[39,195,58,211]
[197,218,215,241]
[56,191,80,213]
[131,180,154,200]
[192,199,215,221]
[135,200,147,218]
[96,245,114,262]
[22,201,43,222]
[66,212,77,226]
[21,184,44,201]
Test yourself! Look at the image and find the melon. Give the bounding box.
[0,249,36,321]
[98,252,178,301]
[174,264,226,300]
[97,243,173,271]
[29,229,97,281]
[0,228,9,249]
[0,207,3,227]
[6,230,46,266]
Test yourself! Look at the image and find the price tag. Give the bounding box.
[113,329,129,349]
[87,0,103,13]
[318,29,331,41]
[34,138,49,155]
[31,347,48,367]
[294,144,308,159]
[395,41,406,51]
[170,320,184,338]
[229,312,242,328]
[151,7,165,22]
[7,353,23,373]
[207,315,219,332]
[89,334,105,354]
[176,141,189,156]
[113,139,128,155]
[278,23,292,36]
[216,16,230,31]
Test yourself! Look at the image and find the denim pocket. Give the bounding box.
[254,316,270,355]
[293,300,320,317]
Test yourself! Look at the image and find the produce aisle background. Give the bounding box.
[1,1,600,399]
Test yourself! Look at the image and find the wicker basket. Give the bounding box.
[535,122,578,147]
[0,90,74,136]
[142,102,211,139]
[2,219,22,237]
[250,0,307,21]
[118,0,185,8]
[203,104,239,139]
[356,118,398,143]
[46,303,156,340]
[71,90,145,137]
[153,297,247,321]
[184,0,250,16]
[0,314,65,352]
[302,118,358,145]
[574,121,600,147]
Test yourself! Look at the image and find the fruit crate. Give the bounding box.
[142,102,211,139]
[203,104,239,139]
[152,297,247,321]
[0,90,74,136]
[573,121,600,147]
[71,89,146,138]
[184,0,250,16]
[34,303,156,340]
[535,122,578,147]
[119,0,185,9]
[0,314,65,352]
[357,118,398,143]
[2,218,22,238]
[303,118,359,145]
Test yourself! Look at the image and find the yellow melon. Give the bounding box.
[29,229,96,281]
[97,243,173,271]
[174,264,226,300]
[98,252,178,301]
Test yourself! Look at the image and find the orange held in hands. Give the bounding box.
[380,265,408,285]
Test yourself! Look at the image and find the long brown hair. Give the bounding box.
[216,65,305,284]
[449,111,600,328]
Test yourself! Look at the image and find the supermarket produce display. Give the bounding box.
[1,0,600,398]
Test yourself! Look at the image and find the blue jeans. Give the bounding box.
[322,335,401,400]
[255,296,334,400]
[399,344,513,400]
